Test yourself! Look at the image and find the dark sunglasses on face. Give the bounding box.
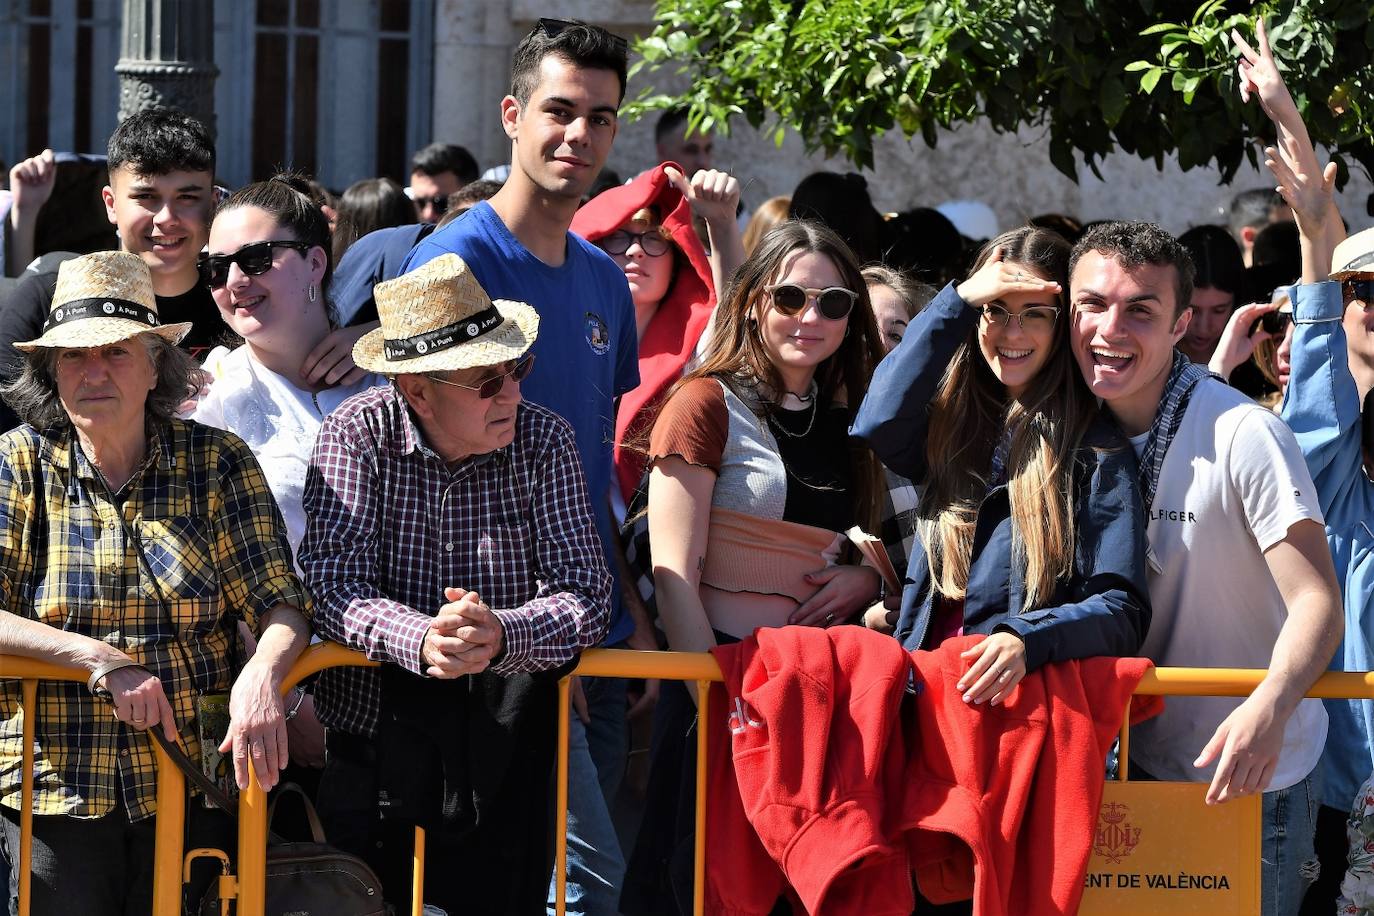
[599,230,671,257]
[1251,309,1292,336]
[1344,279,1374,305]
[415,194,448,214]
[200,240,313,289]
[427,354,536,399]
[767,284,858,320]
[532,18,629,55]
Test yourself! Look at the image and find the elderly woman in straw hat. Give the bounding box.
[299,253,611,914]
[0,251,312,916]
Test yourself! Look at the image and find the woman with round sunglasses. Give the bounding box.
[852,226,1149,710]
[622,219,887,915]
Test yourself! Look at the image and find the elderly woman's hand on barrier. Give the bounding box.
[219,658,289,791]
[99,661,179,742]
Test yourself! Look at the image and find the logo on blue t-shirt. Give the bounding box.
[584,311,610,355]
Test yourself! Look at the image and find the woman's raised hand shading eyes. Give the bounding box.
[956,248,1061,310]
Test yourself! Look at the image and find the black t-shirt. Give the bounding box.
[0,267,224,431]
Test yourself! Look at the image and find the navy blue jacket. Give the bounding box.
[850,284,1150,670]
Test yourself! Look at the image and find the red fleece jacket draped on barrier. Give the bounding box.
[707,628,1163,916]
[569,163,717,502]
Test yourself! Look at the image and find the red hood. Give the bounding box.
[572,162,717,501]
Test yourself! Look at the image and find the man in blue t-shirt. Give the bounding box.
[401,19,641,916]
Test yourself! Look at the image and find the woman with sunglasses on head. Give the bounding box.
[621,219,886,915]
[852,226,1149,710]
[192,176,386,775]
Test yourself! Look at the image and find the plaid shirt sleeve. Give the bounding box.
[301,415,434,674]
[211,431,312,630]
[0,438,37,622]
[490,415,612,674]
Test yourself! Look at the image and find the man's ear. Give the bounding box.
[102,185,117,226]
[395,374,435,420]
[1170,305,1193,344]
[1241,225,1258,249]
[500,96,521,142]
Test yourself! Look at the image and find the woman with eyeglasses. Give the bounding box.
[571,161,741,506]
[621,219,887,915]
[852,226,1149,710]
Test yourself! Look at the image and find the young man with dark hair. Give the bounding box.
[0,109,220,429]
[408,142,480,224]
[1229,186,1293,267]
[400,20,638,916]
[1068,219,1343,914]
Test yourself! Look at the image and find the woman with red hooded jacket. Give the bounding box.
[571,162,742,506]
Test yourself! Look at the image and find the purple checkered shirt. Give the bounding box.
[301,384,611,737]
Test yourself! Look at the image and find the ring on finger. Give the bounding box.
[824,612,835,624]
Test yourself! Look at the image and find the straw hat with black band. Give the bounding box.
[14,250,192,352]
[352,252,539,375]
[1330,226,1374,281]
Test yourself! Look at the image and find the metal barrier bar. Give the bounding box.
[11,648,1374,915]
[235,642,378,916]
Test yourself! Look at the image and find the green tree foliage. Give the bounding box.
[629,0,1374,184]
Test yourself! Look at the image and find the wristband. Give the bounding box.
[87,658,144,698]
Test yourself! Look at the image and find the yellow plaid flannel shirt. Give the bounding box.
[0,420,311,820]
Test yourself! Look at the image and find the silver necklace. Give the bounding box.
[768,396,818,439]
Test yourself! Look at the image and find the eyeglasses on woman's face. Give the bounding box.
[599,230,671,258]
[766,284,857,321]
[980,303,1059,333]
[199,240,313,289]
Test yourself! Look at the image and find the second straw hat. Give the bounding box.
[352,253,538,375]
[14,250,192,352]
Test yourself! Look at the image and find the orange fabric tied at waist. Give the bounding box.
[701,506,845,602]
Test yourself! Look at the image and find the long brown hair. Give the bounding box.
[680,219,886,532]
[919,226,1096,609]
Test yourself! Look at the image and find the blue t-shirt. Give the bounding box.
[403,201,639,645]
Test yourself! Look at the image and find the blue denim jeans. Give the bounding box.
[1262,770,1322,916]
[550,676,628,916]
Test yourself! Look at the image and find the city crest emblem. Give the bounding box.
[1093,801,1141,864]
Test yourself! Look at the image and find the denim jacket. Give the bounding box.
[850,283,1151,670]
[1281,281,1374,811]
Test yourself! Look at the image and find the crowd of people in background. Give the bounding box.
[0,13,1372,916]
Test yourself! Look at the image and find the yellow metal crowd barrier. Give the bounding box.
[8,648,1374,915]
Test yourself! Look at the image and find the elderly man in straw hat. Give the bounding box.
[0,251,313,916]
[300,253,612,915]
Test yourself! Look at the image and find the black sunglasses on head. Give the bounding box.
[200,240,313,289]
[532,18,629,55]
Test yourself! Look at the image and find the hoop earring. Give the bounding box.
[843,325,850,338]
[307,284,317,303]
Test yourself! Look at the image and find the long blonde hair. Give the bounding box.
[919,226,1096,609]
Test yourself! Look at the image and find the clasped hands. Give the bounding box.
[422,586,505,678]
